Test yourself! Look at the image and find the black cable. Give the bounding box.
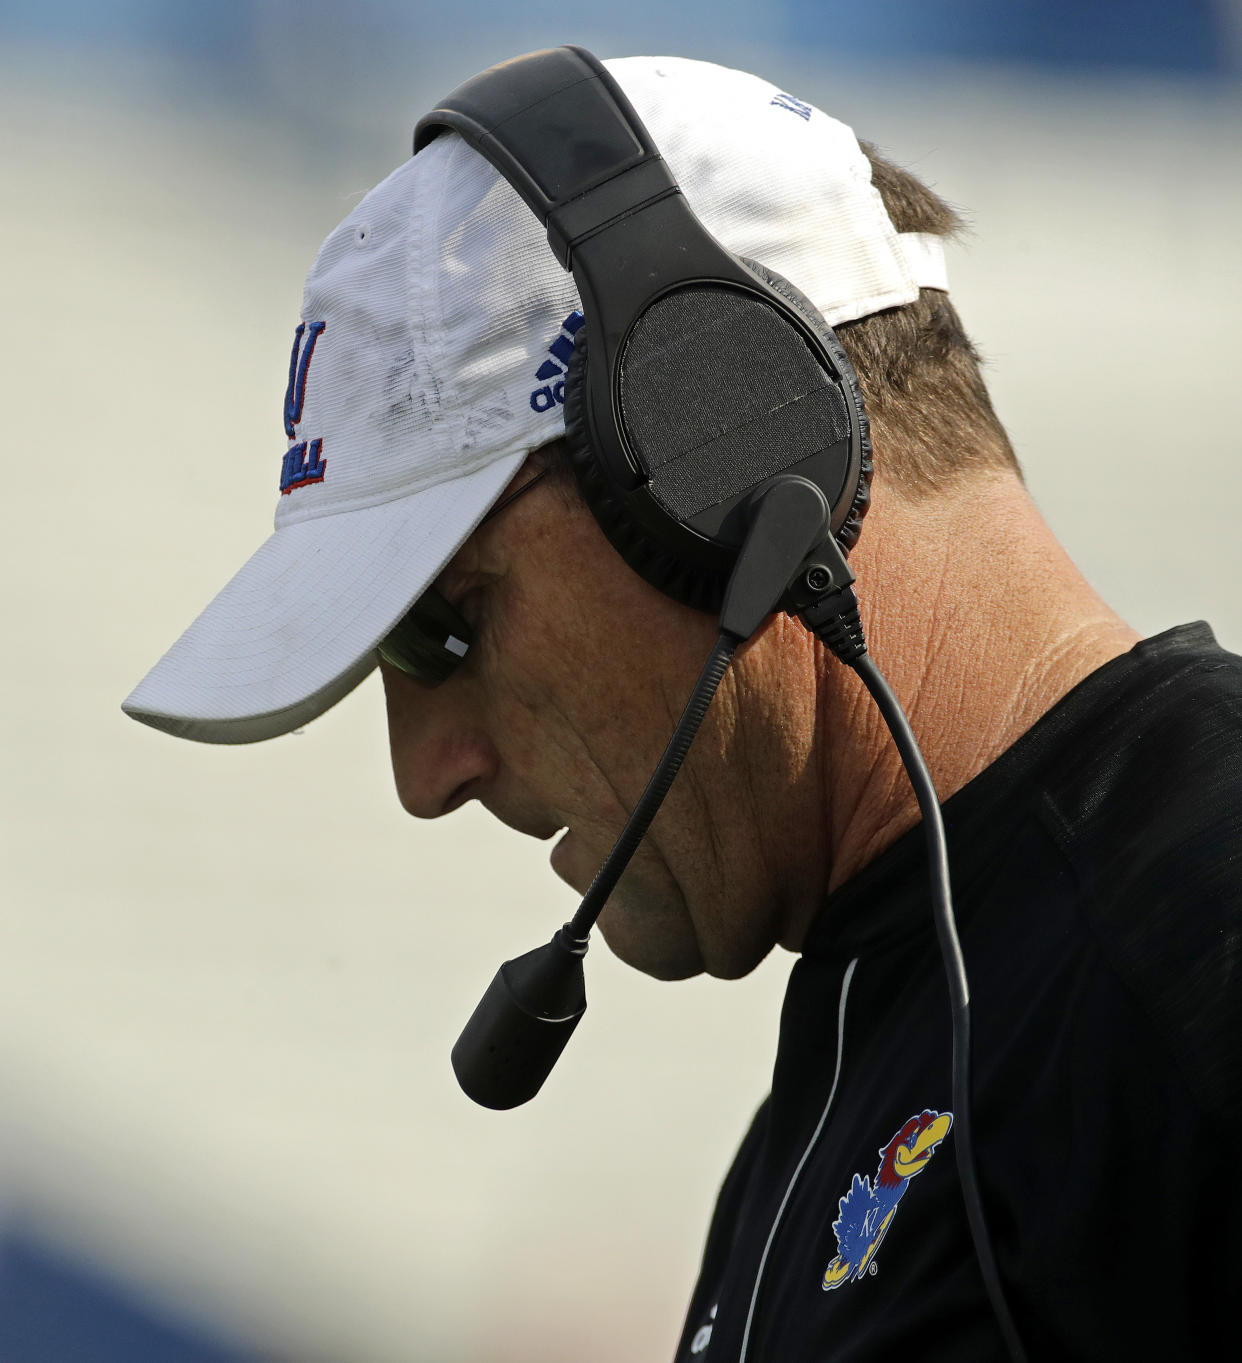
[566,631,739,941]
[852,655,968,1007]
[851,651,1027,1363]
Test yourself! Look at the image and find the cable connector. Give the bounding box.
[802,588,867,664]
[789,534,868,665]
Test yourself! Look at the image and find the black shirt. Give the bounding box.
[675,624,1242,1362]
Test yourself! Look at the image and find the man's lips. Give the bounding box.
[549,828,582,888]
[477,800,588,890]
[482,799,564,842]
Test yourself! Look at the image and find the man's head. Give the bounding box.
[123,52,1019,977]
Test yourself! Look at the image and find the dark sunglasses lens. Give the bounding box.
[377,587,473,686]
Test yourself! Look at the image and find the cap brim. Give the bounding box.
[123,454,526,743]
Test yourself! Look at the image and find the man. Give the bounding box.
[125,53,1240,1360]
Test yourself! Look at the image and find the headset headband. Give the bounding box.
[415,45,677,270]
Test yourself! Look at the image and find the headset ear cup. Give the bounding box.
[738,258,873,554]
[562,330,730,613]
[561,263,873,614]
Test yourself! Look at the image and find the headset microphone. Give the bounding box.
[451,477,839,1109]
[450,924,587,1111]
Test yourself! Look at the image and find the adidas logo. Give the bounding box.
[770,91,812,121]
[529,309,585,412]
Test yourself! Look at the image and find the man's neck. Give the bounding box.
[812,471,1140,906]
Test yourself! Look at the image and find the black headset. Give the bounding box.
[414,47,1027,1363]
[414,45,872,618]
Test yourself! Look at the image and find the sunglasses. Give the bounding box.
[377,468,550,686]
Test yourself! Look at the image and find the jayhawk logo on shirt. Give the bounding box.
[822,1109,953,1290]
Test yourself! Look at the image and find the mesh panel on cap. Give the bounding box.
[617,287,849,520]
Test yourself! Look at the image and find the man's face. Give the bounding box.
[381,470,822,980]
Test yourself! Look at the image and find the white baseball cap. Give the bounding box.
[122,54,948,744]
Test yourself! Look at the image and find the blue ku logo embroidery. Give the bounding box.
[280,320,327,494]
[821,1108,953,1291]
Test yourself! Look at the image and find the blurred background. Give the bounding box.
[1,2,1240,1359]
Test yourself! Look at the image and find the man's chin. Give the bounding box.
[596,902,705,981]
[550,833,705,979]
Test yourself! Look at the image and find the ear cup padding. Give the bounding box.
[739,258,873,554]
[618,286,853,523]
[562,261,873,614]
[563,329,728,613]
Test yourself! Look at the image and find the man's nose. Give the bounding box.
[379,661,498,818]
